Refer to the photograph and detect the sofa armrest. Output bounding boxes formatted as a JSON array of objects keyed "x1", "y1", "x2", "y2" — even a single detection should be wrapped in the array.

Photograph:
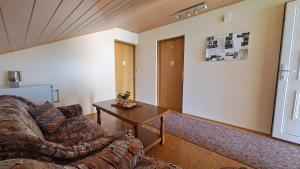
[{"x1": 57, "y1": 104, "x2": 83, "y2": 118}]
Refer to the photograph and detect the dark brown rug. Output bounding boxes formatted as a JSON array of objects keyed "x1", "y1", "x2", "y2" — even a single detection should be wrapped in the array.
[{"x1": 147, "y1": 113, "x2": 300, "y2": 169}]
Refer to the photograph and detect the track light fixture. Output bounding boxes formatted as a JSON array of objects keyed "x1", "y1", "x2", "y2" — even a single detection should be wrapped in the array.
[{"x1": 176, "y1": 2, "x2": 208, "y2": 20}]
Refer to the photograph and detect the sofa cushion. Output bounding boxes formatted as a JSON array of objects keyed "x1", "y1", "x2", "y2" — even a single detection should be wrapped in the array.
[
  {"x1": 71, "y1": 131, "x2": 144, "y2": 169},
  {"x1": 28, "y1": 102, "x2": 65, "y2": 134},
  {"x1": 0, "y1": 97, "x2": 44, "y2": 138},
  {"x1": 0, "y1": 130, "x2": 119, "y2": 161},
  {"x1": 0, "y1": 95, "x2": 37, "y2": 109},
  {"x1": 57, "y1": 104, "x2": 83, "y2": 118},
  {"x1": 44, "y1": 115, "x2": 113, "y2": 146}
]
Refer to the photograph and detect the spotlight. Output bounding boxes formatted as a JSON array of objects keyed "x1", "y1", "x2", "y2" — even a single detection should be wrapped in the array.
[
  {"x1": 202, "y1": 3, "x2": 208, "y2": 10},
  {"x1": 194, "y1": 9, "x2": 198, "y2": 15}
]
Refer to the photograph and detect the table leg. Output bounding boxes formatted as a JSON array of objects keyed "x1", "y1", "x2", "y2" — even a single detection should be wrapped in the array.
[
  {"x1": 96, "y1": 108, "x2": 101, "y2": 125},
  {"x1": 160, "y1": 116, "x2": 165, "y2": 144},
  {"x1": 133, "y1": 124, "x2": 139, "y2": 138}
]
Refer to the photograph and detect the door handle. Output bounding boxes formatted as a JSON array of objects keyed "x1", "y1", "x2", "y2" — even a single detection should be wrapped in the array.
[
  {"x1": 280, "y1": 64, "x2": 296, "y2": 81},
  {"x1": 281, "y1": 69, "x2": 297, "y2": 72}
]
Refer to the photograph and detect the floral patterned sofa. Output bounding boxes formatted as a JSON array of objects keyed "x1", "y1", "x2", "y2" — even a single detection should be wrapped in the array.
[{"x1": 0, "y1": 95, "x2": 180, "y2": 169}]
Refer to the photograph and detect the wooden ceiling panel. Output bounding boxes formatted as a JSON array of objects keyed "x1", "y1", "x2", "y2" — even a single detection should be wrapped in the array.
[
  {"x1": 0, "y1": 0, "x2": 243, "y2": 55},
  {"x1": 24, "y1": 0, "x2": 62, "y2": 47},
  {"x1": 0, "y1": 0, "x2": 35, "y2": 50},
  {"x1": 57, "y1": 0, "x2": 114, "y2": 39},
  {"x1": 68, "y1": 0, "x2": 141, "y2": 37},
  {"x1": 96, "y1": 0, "x2": 240, "y2": 33},
  {"x1": 37, "y1": 0, "x2": 83, "y2": 44},
  {"x1": 48, "y1": 0, "x2": 99, "y2": 42},
  {"x1": 72, "y1": 0, "x2": 147, "y2": 37}
]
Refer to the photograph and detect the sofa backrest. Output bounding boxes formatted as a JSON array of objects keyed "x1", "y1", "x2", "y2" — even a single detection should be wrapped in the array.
[{"x1": 0, "y1": 96, "x2": 44, "y2": 139}]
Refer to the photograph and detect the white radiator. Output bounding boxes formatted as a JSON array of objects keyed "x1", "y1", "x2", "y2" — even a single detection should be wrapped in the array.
[{"x1": 0, "y1": 84, "x2": 59, "y2": 104}]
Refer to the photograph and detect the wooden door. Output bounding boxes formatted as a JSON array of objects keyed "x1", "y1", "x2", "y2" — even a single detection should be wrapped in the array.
[
  {"x1": 115, "y1": 41, "x2": 135, "y2": 100},
  {"x1": 158, "y1": 36, "x2": 184, "y2": 112}
]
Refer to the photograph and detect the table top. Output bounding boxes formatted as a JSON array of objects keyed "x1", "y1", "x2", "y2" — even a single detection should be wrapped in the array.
[{"x1": 93, "y1": 99, "x2": 168, "y2": 125}]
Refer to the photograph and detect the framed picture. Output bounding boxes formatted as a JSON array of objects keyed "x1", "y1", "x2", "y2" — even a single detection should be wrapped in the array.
[{"x1": 205, "y1": 32, "x2": 250, "y2": 62}]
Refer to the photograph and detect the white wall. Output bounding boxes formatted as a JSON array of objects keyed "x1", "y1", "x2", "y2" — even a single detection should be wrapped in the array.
[
  {"x1": 0, "y1": 28, "x2": 138, "y2": 114},
  {"x1": 135, "y1": 0, "x2": 287, "y2": 134}
]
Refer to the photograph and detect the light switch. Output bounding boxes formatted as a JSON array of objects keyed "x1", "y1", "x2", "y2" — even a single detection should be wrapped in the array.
[
  {"x1": 122, "y1": 60, "x2": 127, "y2": 66},
  {"x1": 223, "y1": 13, "x2": 232, "y2": 23},
  {"x1": 170, "y1": 60, "x2": 175, "y2": 66}
]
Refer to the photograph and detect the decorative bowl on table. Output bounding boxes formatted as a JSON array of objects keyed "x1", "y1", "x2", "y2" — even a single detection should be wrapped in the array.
[
  {"x1": 113, "y1": 99, "x2": 137, "y2": 109},
  {"x1": 123, "y1": 101, "x2": 136, "y2": 108}
]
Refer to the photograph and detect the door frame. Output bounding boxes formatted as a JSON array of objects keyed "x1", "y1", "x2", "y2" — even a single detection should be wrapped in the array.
[
  {"x1": 114, "y1": 40, "x2": 136, "y2": 100},
  {"x1": 157, "y1": 35, "x2": 185, "y2": 111}
]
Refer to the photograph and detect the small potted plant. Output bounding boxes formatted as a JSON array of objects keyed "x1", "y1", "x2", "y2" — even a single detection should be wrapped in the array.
[{"x1": 117, "y1": 91, "x2": 131, "y2": 105}]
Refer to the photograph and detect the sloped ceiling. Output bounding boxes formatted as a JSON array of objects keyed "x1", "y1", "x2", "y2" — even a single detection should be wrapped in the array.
[{"x1": 0, "y1": 0, "x2": 242, "y2": 55}]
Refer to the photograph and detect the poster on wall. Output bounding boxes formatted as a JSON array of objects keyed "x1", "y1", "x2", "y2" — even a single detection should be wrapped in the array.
[{"x1": 205, "y1": 32, "x2": 250, "y2": 62}]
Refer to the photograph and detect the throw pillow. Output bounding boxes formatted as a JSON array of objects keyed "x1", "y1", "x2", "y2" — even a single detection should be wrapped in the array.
[{"x1": 28, "y1": 101, "x2": 65, "y2": 133}]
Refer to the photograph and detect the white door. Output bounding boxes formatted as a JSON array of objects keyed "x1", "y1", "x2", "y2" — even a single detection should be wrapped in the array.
[{"x1": 273, "y1": 0, "x2": 300, "y2": 144}]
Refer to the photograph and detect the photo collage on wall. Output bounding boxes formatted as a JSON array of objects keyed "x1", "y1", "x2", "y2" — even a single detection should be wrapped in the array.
[{"x1": 205, "y1": 32, "x2": 250, "y2": 62}]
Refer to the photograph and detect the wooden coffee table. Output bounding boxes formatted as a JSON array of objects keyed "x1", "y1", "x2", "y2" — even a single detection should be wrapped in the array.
[{"x1": 93, "y1": 99, "x2": 167, "y2": 151}]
